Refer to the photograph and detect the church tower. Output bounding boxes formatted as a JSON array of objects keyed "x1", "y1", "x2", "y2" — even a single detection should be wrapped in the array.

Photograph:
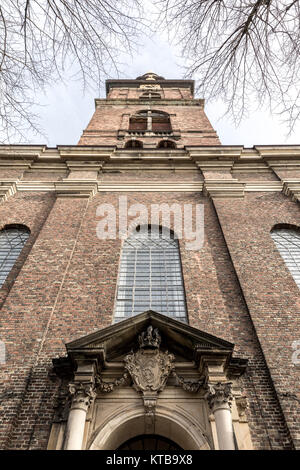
[
  {"x1": 78, "y1": 71, "x2": 220, "y2": 147},
  {"x1": 0, "y1": 73, "x2": 299, "y2": 451}
]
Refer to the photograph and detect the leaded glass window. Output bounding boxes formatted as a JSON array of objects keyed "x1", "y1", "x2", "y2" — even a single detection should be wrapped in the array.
[
  {"x1": 271, "y1": 226, "x2": 300, "y2": 288},
  {"x1": 114, "y1": 226, "x2": 188, "y2": 323},
  {"x1": 0, "y1": 225, "x2": 30, "y2": 288}
]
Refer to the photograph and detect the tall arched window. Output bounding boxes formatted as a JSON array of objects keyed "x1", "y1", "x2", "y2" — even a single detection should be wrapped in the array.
[
  {"x1": 114, "y1": 226, "x2": 188, "y2": 323},
  {"x1": 271, "y1": 225, "x2": 300, "y2": 288},
  {"x1": 0, "y1": 224, "x2": 30, "y2": 288}
]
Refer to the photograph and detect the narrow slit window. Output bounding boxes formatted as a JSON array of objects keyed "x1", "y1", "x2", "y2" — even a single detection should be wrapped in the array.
[{"x1": 114, "y1": 226, "x2": 188, "y2": 323}]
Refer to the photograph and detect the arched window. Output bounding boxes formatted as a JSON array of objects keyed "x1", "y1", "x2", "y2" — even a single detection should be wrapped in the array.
[
  {"x1": 114, "y1": 226, "x2": 188, "y2": 323},
  {"x1": 271, "y1": 224, "x2": 300, "y2": 288},
  {"x1": 157, "y1": 140, "x2": 176, "y2": 149},
  {"x1": 124, "y1": 139, "x2": 143, "y2": 149},
  {"x1": 129, "y1": 110, "x2": 172, "y2": 133},
  {"x1": 0, "y1": 224, "x2": 30, "y2": 288},
  {"x1": 151, "y1": 111, "x2": 171, "y2": 132}
]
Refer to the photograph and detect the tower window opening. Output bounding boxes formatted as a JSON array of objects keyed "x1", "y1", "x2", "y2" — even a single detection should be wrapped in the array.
[
  {"x1": 129, "y1": 110, "x2": 172, "y2": 133},
  {"x1": 125, "y1": 140, "x2": 143, "y2": 149},
  {"x1": 157, "y1": 140, "x2": 176, "y2": 149}
]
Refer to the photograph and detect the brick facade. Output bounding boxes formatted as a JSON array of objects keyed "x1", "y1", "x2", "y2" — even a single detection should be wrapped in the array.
[{"x1": 0, "y1": 73, "x2": 299, "y2": 450}]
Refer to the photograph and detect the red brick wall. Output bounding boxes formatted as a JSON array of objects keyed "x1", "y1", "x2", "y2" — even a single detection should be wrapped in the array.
[
  {"x1": 213, "y1": 191, "x2": 300, "y2": 449},
  {"x1": 0, "y1": 188, "x2": 295, "y2": 449}
]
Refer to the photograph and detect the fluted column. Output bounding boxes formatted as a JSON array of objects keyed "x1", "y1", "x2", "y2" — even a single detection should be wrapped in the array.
[
  {"x1": 64, "y1": 383, "x2": 96, "y2": 450},
  {"x1": 207, "y1": 382, "x2": 235, "y2": 450}
]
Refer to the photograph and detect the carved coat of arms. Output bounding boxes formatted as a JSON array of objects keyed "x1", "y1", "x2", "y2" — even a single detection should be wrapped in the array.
[{"x1": 124, "y1": 326, "x2": 175, "y2": 394}]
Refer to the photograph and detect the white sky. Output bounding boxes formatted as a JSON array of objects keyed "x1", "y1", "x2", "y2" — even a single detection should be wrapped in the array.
[{"x1": 27, "y1": 33, "x2": 300, "y2": 148}]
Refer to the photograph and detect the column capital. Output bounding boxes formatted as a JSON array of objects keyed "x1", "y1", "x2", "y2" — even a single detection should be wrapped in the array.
[
  {"x1": 206, "y1": 382, "x2": 233, "y2": 412},
  {"x1": 68, "y1": 382, "x2": 96, "y2": 412}
]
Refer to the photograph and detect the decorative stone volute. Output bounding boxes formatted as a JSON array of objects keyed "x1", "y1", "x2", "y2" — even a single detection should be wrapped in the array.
[
  {"x1": 68, "y1": 382, "x2": 96, "y2": 412},
  {"x1": 206, "y1": 382, "x2": 233, "y2": 412}
]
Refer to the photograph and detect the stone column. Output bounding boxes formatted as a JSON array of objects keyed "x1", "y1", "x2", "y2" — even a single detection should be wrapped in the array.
[
  {"x1": 64, "y1": 383, "x2": 96, "y2": 450},
  {"x1": 207, "y1": 382, "x2": 235, "y2": 450}
]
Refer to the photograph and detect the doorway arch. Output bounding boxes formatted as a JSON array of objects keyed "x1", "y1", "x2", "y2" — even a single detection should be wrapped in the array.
[
  {"x1": 88, "y1": 405, "x2": 211, "y2": 450},
  {"x1": 117, "y1": 434, "x2": 182, "y2": 450}
]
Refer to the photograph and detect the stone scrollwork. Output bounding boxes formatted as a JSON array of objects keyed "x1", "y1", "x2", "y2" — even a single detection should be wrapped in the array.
[{"x1": 206, "y1": 382, "x2": 233, "y2": 411}]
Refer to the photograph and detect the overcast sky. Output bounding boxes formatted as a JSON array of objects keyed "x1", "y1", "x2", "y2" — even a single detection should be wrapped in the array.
[{"x1": 21, "y1": 32, "x2": 300, "y2": 148}]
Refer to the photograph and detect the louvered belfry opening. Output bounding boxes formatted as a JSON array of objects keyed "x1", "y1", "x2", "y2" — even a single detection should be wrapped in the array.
[{"x1": 129, "y1": 110, "x2": 172, "y2": 133}]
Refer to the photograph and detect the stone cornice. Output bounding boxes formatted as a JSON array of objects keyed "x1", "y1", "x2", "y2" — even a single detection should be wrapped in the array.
[
  {"x1": 255, "y1": 146, "x2": 300, "y2": 160},
  {"x1": 0, "y1": 179, "x2": 286, "y2": 201},
  {"x1": 204, "y1": 180, "x2": 245, "y2": 198},
  {"x1": 97, "y1": 181, "x2": 204, "y2": 192},
  {"x1": 282, "y1": 180, "x2": 300, "y2": 201},
  {"x1": 0, "y1": 145, "x2": 300, "y2": 200},
  {"x1": 105, "y1": 78, "x2": 195, "y2": 95},
  {"x1": 0, "y1": 181, "x2": 17, "y2": 202},
  {"x1": 95, "y1": 98, "x2": 204, "y2": 107},
  {"x1": 0, "y1": 145, "x2": 300, "y2": 166}
]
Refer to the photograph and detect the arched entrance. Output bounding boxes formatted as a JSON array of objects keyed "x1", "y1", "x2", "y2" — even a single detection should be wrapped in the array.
[
  {"x1": 88, "y1": 406, "x2": 211, "y2": 450},
  {"x1": 117, "y1": 434, "x2": 182, "y2": 450}
]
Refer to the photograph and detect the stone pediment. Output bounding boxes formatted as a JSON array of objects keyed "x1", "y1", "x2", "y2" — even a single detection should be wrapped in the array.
[{"x1": 65, "y1": 310, "x2": 234, "y2": 365}]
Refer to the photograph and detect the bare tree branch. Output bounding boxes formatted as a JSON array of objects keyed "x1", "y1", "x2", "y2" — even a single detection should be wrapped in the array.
[
  {"x1": 0, "y1": 0, "x2": 146, "y2": 142},
  {"x1": 157, "y1": 0, "x2": 300, "y2": 133}
]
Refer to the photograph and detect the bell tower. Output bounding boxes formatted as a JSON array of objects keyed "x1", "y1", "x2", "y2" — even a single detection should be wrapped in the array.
[{"x1": 78, "y1": 72, "x2": 220, "y2": 148}]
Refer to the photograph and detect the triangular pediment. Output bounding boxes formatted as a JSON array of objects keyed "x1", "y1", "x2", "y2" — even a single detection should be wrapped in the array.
[{"x1": 65, "y1": 310, "x2": 234, "y2": 363}]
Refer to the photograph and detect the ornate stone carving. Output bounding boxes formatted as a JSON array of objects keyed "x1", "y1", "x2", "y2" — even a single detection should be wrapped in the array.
[
  {"x1": 123, "y1": 326, "x2": 175, "y2": 415},
  {"x1": 143, "y1": 392, "x2": 157, "y2": 416},
  {"x1": 138, "y1": 325, "x2": 161, "y2": 349},
  {"x1": 96, "y1": 372, "x2": 131, "y2": 393},
  {"x1": 124, "y1": 348, "x2": 175, "y2": 393},
  {"x1": 172, "y1": 371, "x2": 204, "y2": 393},
  {"x1": 236, "y1": 396, "x2": 248, "y2": 420},
  {"x1": 206, "y1": 382, "x2": 233, "y2": 411},
  {"x1": 68, "y1": 382, "x2": 96, "y2": 411},
  {"x1": 53, "y1": 391, "x2": 70, "y2": 422},
  {"x1": 124, "y1": 326, "x2": 175, "y2": 394}
]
